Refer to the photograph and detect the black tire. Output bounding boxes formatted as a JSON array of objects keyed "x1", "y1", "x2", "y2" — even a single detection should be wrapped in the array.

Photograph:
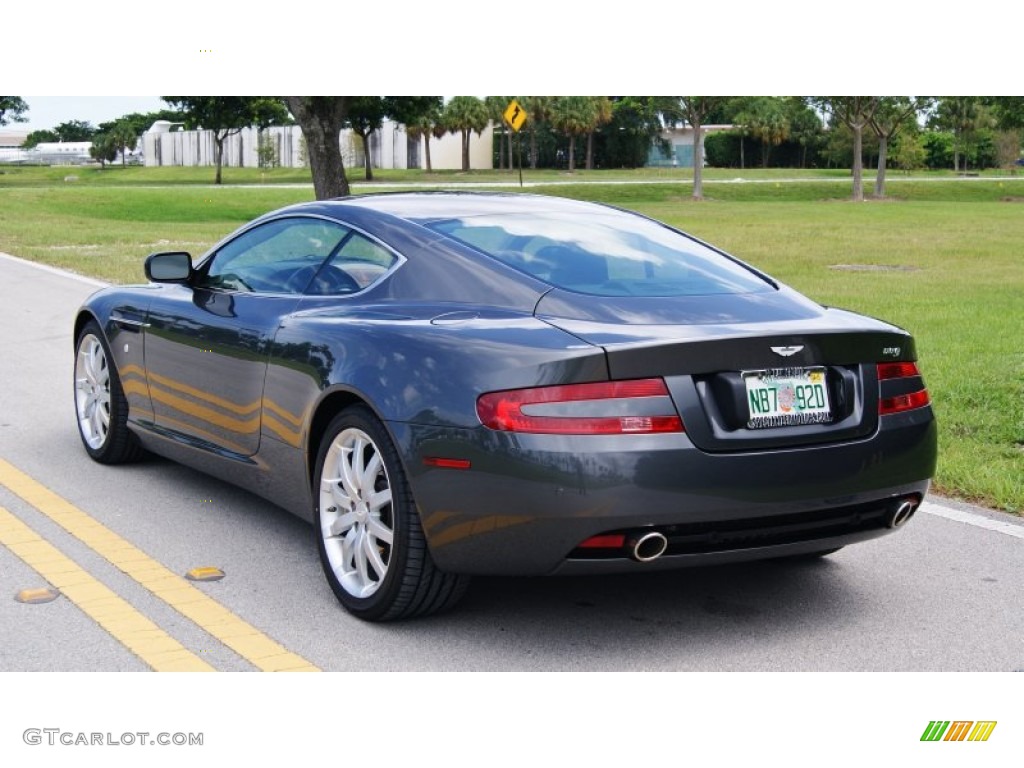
[
  {"x1": 73, "y1": 320, "x2": 145, "y2": 464},
  {"x1": 313, "y1": 405, "x2": 469, "y2": 621}
]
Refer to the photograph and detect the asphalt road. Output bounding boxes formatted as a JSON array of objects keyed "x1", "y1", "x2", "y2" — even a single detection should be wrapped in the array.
[{"x1": 1, "y1": 251, "x2": 1022, "y2": 673}]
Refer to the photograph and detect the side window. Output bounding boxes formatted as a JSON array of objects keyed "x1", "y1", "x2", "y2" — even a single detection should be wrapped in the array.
[
  {"x1": 307, "y1": 232, "x2": 399, "y2": 296},
  {"x1": 196, "y1": 218, "x2": 350, "y2": 294}
]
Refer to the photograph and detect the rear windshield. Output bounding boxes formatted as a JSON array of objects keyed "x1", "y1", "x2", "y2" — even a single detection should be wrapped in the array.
[{"x1": 423, "y1": 211, "x2": 773, "y2": 297}]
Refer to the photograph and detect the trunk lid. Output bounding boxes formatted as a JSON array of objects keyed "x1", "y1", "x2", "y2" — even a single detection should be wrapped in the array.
[{"x1": 536, "y1": 289, "x2": 916, "y2": 452}]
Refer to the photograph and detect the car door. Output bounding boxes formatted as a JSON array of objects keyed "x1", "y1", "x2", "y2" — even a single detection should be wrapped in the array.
[{"x1": 143, "y1": 216, "x2": 351, "y2": 457}]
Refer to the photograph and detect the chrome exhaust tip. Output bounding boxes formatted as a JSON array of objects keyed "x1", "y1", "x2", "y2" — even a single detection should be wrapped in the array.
[
  {"x1": 627, "y1": 531, "x2": 668, "y2": 562},
  {"x1": 887, "y1": 499, "x2": 918, "y2": 529}
]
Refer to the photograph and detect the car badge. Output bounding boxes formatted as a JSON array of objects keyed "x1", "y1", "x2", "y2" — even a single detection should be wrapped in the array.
[{"x1": 771, "y1": 345, "x2": 804, "y2": 357}]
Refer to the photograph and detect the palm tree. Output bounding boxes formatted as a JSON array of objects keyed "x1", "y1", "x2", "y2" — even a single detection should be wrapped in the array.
[
  {"x1": 485, "y1": 96, "x2": 514, "y2": 170},
  {"x1": 549, "y1": 96, "x2": 598, "y2": 172},
  {"x1": 442, "y1": 97, "x2": 489, "y2": 171},
  {"x1": 405, "y1": 102, "x2": 443, "y2": 173},
  {"x1": 522, "y1": 96, "x2": 553, "y2": 169},
  {"x1": 735, "y1": 97, "x2": 790, "y2": 168},
  {"x1": 585, "y1": 97, "x2": 614, "y2": 170}
]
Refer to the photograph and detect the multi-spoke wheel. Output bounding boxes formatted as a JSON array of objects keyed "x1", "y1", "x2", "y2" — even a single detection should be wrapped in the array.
[
  {"x1": 74, "y1": 321, "x2": 143, "y2": 464},
  {"x1": 314, "y1": 406, "x2": 469, "y2": 621}
]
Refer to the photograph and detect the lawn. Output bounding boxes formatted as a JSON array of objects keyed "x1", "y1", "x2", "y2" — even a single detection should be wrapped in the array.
[{"x1": 1, "y1": 167, "x2": 1021, "y2": 512}]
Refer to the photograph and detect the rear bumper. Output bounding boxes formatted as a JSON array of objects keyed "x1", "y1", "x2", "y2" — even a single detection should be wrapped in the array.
[{"x1": 391, "y1": 406, "x2": 937, "y2": 575}]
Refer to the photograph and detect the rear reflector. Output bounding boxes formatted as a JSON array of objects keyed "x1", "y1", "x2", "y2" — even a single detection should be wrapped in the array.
[
  {"x1": 476, "y1": 378, "x2": 684, "y2": 435},
  {"x1": 879, "y1": 390, "x2": 931, "y2": 415},
  {"x1": 423, "y1": 457, "x2": 472, "y2": 470},
  {"x1": 578, "y1": 534, "x2": 626, "y2": 549}
]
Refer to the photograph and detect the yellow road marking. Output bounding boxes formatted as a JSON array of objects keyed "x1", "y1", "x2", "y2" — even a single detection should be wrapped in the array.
[
  {"x1": 0, "y1": 504, "x2": 214, "y2": 672},
  {"x1": 0, "y1": 459, "x2": 319, "y2": 672}
]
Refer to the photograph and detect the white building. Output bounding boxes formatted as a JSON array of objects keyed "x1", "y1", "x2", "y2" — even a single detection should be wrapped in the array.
[
  {"x1": 142, "y1": 120, "x2": 494, "y2": 171},
  {"x1": 648, "y1": 124, "x2": 734, "y2": 167}
]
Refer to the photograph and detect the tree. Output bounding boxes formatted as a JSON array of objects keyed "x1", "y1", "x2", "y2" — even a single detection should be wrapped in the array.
[
  {"x1": 985, "y1": 97, "x2": 1024, "y2": 171},
  {"x1": 784, "y1": 97, "x2": 824, "y2": 168},
  {"x1": 667, "y1": 97, "x2": 730, "y2": 199},
  {"x1": 868, "y1": 97, "x2": 932, "y2": 197},
  {"x1": 346, "y1": 97, "x2": 388, "y2": 181},
  {"x1": 339, "y1": 97, "x2": 444, "y2": 180},
  {"x1": 383, "y1": 96, "x2": 443, "y2": 173},
  {"x1": 404, "y1": 102, "x2": 444, "y2": 173},
  {"x1": 89, "y1": 133, "x2": 118, "y2": 168},
  {"x1": 0, "y1": 96, "x2": 28, "y2": 126},
  {"x1": 812, "y1": 97, "x2": 881, "y2": 201},
  {"x1": 522, "y1": 96, "x2": 553, "y2": 169},
  {"x1": 52, "y1": 120, "x2": 97, "y2": 142},
  {"x1": 599, "y1": 97, "x2": 665, "y2": 168},
  {"x1": 891, "y1": 131, "x2": 926, "y2": 174},
  {"x1": 283, "y1": 97, "x2": 351, "y2": 199},
  {"x1": 742, "y1": 97, "x2": 790, "y2": 168},
  {"x1": 929, "y1": 97, "x2": 988, "y2": 172},
  {"x1": 585, "y1": 97, "x2": 613, "y2": 170},
  {"x1": 23, "y1": 129, "x2": 58, "y2": 148},
  {"x1": 100, "y1": 109, "x2": 186, "y2": 139},
  {"x1": 549, "y1": 96, "x2": 599, "y2": 172},
  {"x1": 442, "y1": 97, "x2": 489, "y2": 171},
  {"x1": 485, "y1": 96, "x2": 513, "y2": 170},
  {"x1": 163, "y1": 97, "x2": 288, "y2": 184}
]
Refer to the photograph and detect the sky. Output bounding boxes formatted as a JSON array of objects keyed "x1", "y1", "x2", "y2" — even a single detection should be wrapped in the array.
[{"x1": 17, "y1": 96, "x2": 170, "y2": 132}]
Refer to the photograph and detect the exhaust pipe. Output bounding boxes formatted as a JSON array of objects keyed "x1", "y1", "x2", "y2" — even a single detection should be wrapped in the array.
[
  {"x1": 627, "y1": 530, "x2": 668, "y2": 562},
  {"x1": 886, "y1": 498, "x2": 918, "y2": 529}
]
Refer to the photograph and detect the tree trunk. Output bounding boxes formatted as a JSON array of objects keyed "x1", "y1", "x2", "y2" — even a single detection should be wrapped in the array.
[
  {"x1": 214, "y1": 133, "x2": 224, "y2": 185},
  {"x1": 739, "y1": 135, "x2": 745, "y2": 169},
  {"x1": 507, "y1": 131, "x2": 513, "y2": 170},
  {"x1": 586, "y1": 131, "x2": 594, "y2": 170},
  {"x1": 424, "y1": 134, "x2": 432, "y2": 172},
  {"x1": 529, "y1": 128, "x2": 538, "y2": 169},
  {"x1": 874, "y1": 135, "x2": 889, "y2": 198},
  {"x1": 497, "y1": 125, "x2": 505, "y2": 170},
  {"x1": 692, "y1": 119, "x2": 704, "y2": 200},
  {"x1": 360, "y1": 131, "x2": 374, "y2": 181},
  {"x1": 851, "y1": 123, "x2": 864, "y2": 201},
  {"x1": 568, "y1": 135, "x2": 576, "y2": 172},
  {"x1": 283, "y1": 97, "x2": 351, "y2": 200},
  {"x1": 461, "y1": 129, "x2": 470, "y2": 171}
]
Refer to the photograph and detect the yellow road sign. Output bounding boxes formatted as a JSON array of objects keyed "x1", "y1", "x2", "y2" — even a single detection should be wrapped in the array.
[{"x1": 503, "y1": 100, "x2": 528, "y2": 132}]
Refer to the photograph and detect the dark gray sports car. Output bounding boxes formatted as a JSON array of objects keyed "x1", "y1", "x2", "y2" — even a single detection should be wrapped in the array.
[{"x1": 74, "y1": 192, "x2": 937, "y2": 620}]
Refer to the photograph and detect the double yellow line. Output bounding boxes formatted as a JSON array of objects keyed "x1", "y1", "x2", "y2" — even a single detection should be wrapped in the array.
[{"x1": 0, "y1": 458, "x2": 319, "y2": 672}]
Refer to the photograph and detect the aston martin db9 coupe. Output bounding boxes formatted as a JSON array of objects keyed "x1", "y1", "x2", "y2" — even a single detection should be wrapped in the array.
[{"x1": 74, "y1": 192, "x2": 937, "y2": 620}]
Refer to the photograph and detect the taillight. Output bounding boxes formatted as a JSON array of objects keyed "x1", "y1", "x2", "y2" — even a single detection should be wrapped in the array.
[
  {"x1": 476, "y1": 378, "x2": 684, "y2": 435},
  {"x1": 877, "y1": 362, "x2": 920, "y2": 381},
  {"x1": 877, "y1": 362, "x2": 930, "y2": 415}
]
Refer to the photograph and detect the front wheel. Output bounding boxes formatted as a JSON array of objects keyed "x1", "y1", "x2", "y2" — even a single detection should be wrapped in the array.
[
  {"x1": 314, "y1": 406, "x2": 469, "y2": 621},
  {"x1": 74, "y1": 321, "x2": 144, "y2": 464}
]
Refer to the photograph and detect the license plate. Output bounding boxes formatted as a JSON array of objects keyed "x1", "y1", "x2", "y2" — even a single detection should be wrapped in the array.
[{"x1": 743, "y1": 367, "x2": 831, "y2": 428}]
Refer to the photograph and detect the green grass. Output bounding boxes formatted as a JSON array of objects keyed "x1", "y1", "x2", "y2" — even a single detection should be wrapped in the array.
[{"x1": 0, "y1": 168, "x2": 1020, "y2": 512}]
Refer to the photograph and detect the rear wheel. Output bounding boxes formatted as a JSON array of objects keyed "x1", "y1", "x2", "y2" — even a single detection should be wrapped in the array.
[
  {"x1": 314, "y1": 406, "x2": 469, "y2": 621},
  {"x1": 74, "y1": 321, "x2": 144, "y2": 464}
]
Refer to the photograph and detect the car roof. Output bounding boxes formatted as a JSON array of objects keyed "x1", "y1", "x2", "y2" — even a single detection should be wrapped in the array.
[{"x1": 280, "y1": 191, "x2": 620, "y2": 222}]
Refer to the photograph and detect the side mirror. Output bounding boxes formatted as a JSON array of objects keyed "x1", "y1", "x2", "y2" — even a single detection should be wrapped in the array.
[{"x1": 145, "y1": 251, "x2": 192, "y2": 283}]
